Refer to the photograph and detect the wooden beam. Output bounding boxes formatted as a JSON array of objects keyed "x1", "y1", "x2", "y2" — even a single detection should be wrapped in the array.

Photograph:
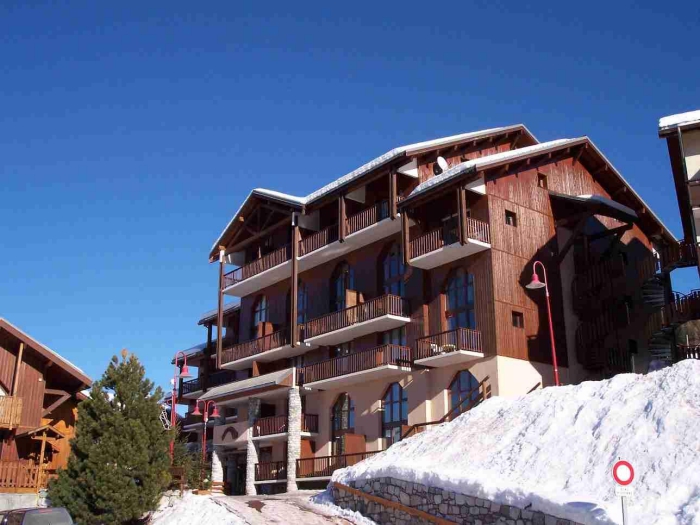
[
  {"x1": 401, "y1": 211, "x2": 411, "y2": 266},
  {"x1": 36, "y1": 431, "x2": 47, "y2": 492},
  {"x1": 338, "y1": 195, "x2": 347, "y2": 243},
  {"x1": 44, "y1": 389, "x2": 69, "y2": 396},
  {"x1": 553, "y1": 213, "x2": 594, "y2": 264},
  {"x1": 42, "y1": 392, "x2": 71, "y2": 417},
  {"x1": 216, "y1": 247, "x2": 225, "y2": 371},
  {"x1": 290, "y1": 221, "x2": 300, "y2": 347},
  {"x1": 573, "y1": 144, "x2": 587, "y2": 165},
  {"x1": 12, "y1": 342, "x2": 24, "y2": 396},
  {"x1": 588, "y1": 224, "x2": 632, "y2": 242},
  {"x1": 226, "y1": 217, "x2": 289, "y2": 254},
  {"x1": 389, "y1": 170, "x2": 397, "y2": 220},
  {"x1": 457, "y1": 187, "x2": 466, "y2": 245}
]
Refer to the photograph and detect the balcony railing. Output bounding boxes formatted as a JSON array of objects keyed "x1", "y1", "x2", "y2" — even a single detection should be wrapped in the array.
[
  {"x1": 298, "y1": 344, "x2": 411, "y2": 385},
  {"x1": 659, "y1": 240, "x2": 698, "y2": 272},
  {"x1": 302, "y1": 413, "x2": 319, "y2": 433},
  {"x1": 253, "y1": 415, "x2": 287, "y2": 437},
  {"x1": 676, "y1": 344, "x2": 700, "y2": 361},
  {"x1": 572, "y1": 256, "x2": 626, "y2": 299},
  {"x1": 254, "y1": 461, "x2": 287, "y2": 481},
  {"x1": 180, "y1": 370, "x2": 235, "y2": 396},
  {"x1": 0, "y1": 460, "x2": 41, "y2": 491},
  {"x1": 223, "y1": 244, "x2": 291, "y2": 288},
  {"x1": 304, "y1": 294, "x2": 409, "y2": 340},
  {"x1": 414, "y1": 327, "x2": 483, "y2": 360},
  {"x1": 346, "y1": 200, "x2": 389, "y2": 236},
  {"x1": 409, "y1": 217, "x2": 490, "y2": 259},
  {"x1": 665, "y1": 291, "x2": 700, "y2": 326},
  {"x1": 299, "y1": 224, "x2": 339, "y2": 257},
  {"x1": 0, "y1": 397, "x2": 22, "y2": 430},
  {"x1": 296, "y1": 451, "x2": 381, "y2": 479},
  {"x1": 221, "y1": 328, "x2": 290, "y2": 364}
]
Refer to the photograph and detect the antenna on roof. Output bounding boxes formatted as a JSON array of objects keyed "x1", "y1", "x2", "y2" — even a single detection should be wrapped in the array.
[{"x1": 433, "y1": 156, "x2": 449, "y2": 175}]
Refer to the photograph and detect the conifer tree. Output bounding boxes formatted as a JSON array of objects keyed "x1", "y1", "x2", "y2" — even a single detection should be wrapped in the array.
[{"x1": 50, "y1": 351, "x2": 171, "y2": 525}]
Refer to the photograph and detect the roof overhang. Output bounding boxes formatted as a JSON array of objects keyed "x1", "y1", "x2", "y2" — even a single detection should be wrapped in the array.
[
  {"x1": 658, "y1": 110, "x2": 700, "y2": 137},
  {"x1": 198, "y1": 302, "x2": 240, "y2": 326},
  {"x1": 198, "y1": 368, "x2": 294, "y2": 405},
  {"x1": 549, "y1": 192, "x2": 638, "y2": 224}
]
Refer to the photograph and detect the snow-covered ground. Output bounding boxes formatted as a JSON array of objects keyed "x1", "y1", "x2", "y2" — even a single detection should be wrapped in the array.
[
  {"x1": 150, "y1": 492, "x2": 245, "y2": 525},
  {"x1": 332, "y1": 360, "x2": 700, "y2": 525}
]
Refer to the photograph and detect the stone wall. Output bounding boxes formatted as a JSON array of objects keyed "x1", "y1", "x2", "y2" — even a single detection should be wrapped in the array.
[{"x1": 331, "y1": 477, "x2": 583, "y2": 525}]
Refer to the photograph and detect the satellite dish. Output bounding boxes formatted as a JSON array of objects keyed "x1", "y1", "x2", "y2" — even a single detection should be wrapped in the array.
[{"x1": 437, "y1": 156, "x2": 449, "y2": 171}]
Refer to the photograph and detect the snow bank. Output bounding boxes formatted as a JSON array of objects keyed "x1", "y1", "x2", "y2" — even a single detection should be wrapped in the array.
[
  {"x1": 310, "y1": 491, "x2": 378, "y2": 525},
  {"x1": 149, "y1": 492, "x2": 244, "y2": 525},
  {"x1": 332, "y1": 361, "x2": 700, "y2": 525}
]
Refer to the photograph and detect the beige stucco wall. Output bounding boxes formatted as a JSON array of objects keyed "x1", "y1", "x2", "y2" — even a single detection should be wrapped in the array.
[
  {"x1": 682, "y1": 129, "x2": 700, "y2": 183},
  {"x1": 495, "y1": 355, "x2": 569, "y2": 395}
]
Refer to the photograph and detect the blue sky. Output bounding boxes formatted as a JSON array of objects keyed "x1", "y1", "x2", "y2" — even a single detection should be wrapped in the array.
[{"x1": 1, "y1": 1, "x2": 698, "y2": 393}]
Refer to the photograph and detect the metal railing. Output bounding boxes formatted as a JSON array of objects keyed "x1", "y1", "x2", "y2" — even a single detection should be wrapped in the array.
[
  {"x1": 414, "y1": 327, "x2": 483, "y2": 360},
  {"x1": 254, "y1": 461, "x2": 287, "y2": 481},
  {"x1": 253, "y1": 415, "x2": 288, "y2": 437},
  {"x1": 409, "y1": 217, "x2": 490, "y2": 259},
  {"x1": 180, "y1": 370, "x2": 235, "y2": 396},
  {"x1": 221, "y1": 328, "x2": 290, "y2": 364}
]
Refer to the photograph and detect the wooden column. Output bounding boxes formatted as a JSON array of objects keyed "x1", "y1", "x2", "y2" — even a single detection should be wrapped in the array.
[
  {"x1": 36, "y1": 431, "x2": 47, "y2": 492},
  {"x1": 12, "y1": 342, "x2": 24, "y2": 396},
  {"x1": 290, "y1": 219, "x2": 300, "y2": 347},
  {"x1": 389, "y1": 170, "x2": 398, "y2": 220},
  {"x1": 459, "y1": 186, "x2": 468, "y2": 244},
  {"x1": 401, "y1": 210, "x2": 411, "y2": 266},
  {"x1": 338, "y1": 195, "x2": 346, "y2": 243},
  {"x1": 203, "y1": 323, "x2": 213, "y2": 391},
  {"x1": 216, "y1": 247, "x2": 225, "y2": 370},
  {"x1": 457, "y1": 187, "x2": 466, "y2": 245}
]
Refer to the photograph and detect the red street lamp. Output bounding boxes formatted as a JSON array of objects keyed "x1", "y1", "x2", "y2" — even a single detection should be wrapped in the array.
[
  {"x1": 192, "y1": 400, "x2": 220, "y2": 467},
  {"x1": 525, "y1": 261, "x2": 560, "y2": 387},
  {"x1": 170, "y1": 351, "x2": 192, "y2": 460}
]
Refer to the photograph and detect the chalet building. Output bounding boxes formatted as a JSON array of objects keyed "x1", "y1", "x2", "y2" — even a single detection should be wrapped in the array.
[
  {"x1": 176, "y1": 124, "x2": 687, "y2": 496},
  {"x1": 0, "y1": 318, "x2": 91, "y2": 492}
]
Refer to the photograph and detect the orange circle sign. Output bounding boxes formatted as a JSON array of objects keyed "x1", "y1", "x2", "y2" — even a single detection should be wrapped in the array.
[{"x1": 612, "y1": 460, "x2": 635, "y2": 486}]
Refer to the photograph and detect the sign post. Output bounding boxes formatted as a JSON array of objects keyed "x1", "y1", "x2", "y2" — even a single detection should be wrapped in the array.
[{"x1": 612, "y1": 460, "x2": 635, "y2": 525}]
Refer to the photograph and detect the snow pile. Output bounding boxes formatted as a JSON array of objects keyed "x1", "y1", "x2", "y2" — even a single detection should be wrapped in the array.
[
  {"x1": 149, "y1": 492, "x2": 244, "y2": 525},
  {"x1": 659, "y1": 110, "x2": 700, "y2": 131},
  {"x1": 332, "y1": 361, "x2": 700, "y2": 525},
  {"x1": 310, "y1": 491, "x2": 378, "y2": 525}
]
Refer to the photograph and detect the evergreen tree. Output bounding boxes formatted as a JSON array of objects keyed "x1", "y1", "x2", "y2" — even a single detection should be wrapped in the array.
[{"x1": 50, "y1": 351, "x2": 171, "y2": 525}]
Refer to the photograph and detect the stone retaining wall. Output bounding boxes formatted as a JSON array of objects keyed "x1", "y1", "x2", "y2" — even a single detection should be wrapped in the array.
[{"x1": 331, "y1": 477, "x2": 583, "y2": 525}]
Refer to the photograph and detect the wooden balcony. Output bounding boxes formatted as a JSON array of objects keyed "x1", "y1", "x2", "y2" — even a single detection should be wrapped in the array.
[
  {"x1": 180, "y1": 370, "x2": 235, "y2": 398},
  {"x1": 220, "y1": 328, "x2": 307, "y2": 370},
  {"x1": 296, "y1": 451, "x2": 381, "y2": 479},
  {"x1": 303, "y1": 294, "x2": 410, "y2": 346},
  {"x1": 299, "y1": 224, "x2": 339, "y2": 256},
  {"x1": 413, "y1": 328, "x2": 484, "y2": 367},
  {"x1": 346, "y1": 200, "x2": 389, "y2": 236},
  {"x1": 223, "y1": 244, "x2": 292, "y2": 297},
  {"x1": 252, "y1": 413, "x2": 319, "y2": 439},
  {"x1": 659, "y1": 240, "x2": 698, "y2": 272},
  {"x1": 0, "y1": 460, "x2": 42, "y2": 493},
  {"x1": 664, "y1": 291, "x2": 700, "y2": 326},
  {"x1": 408, "y1": 218, "x2": 490, "y2": 270},
  {"x1": 254, "y1": 460, "x2": 287, "y2": 482},
  {"x1": 298, "y1": 344, "x2": 411, "y2": 389},
  {"x1": 0, "y1": 396, "x2": 22, "y2": 430},
  {"x1": 302, "y1": 413, "x2": 319, "y2": 434}
]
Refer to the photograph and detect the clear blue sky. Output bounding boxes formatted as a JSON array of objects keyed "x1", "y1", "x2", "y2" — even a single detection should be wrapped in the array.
[{"x1": 1, "y1": 1, "x2": 699, "y2": 393}]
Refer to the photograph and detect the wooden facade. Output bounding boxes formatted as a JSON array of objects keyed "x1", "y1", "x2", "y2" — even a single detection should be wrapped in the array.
[{"x1": 0, "y1": 319, "x2": 91, "y2": 492}]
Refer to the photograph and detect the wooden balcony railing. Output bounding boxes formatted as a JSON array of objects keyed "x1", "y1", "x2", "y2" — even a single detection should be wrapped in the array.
[
  {"x1": 409, "y1": 218, "x2": 490, "y2": 259},
  {"x1": 676, "y1": 344, "x2": 700, "y2": 361},
  {"x1": 302, "y1": 414, "x2": 319, "y2": 433},
  {"x1": 346, "y1": 200, "x2": 390, "y2": 236},
  {"x1": 253, "y1": 415, "x2": 287, "y2": 437},
  {"x1": 180, "y1": 370, "x2": 235, "y2": 396},
  {"x1": 659, "y1": 240, "x2": 698, "y2": 272},
  {"x1": 414, "y1": 328, "x2": 483, "y2": 360},
  {"x1": 298, "y1": 344, "x2": 411, "y2": 385},
  {"x1": 296, "y1": 451, "x2": 381, "y2": 479},
  {"x1": 572, "y1": 256, "x2": 627, "y2": 299},
  {"x1": 664, "y1": 291, "x2": 700, "y2": 326},
  {"x1": 299, "y1": 224, "x2": 339, "y2": 256},
  {"x1": 0, "y1": 460, "x2": 41, "y2": 492},
  {"x1": 223, "y1": 244, "x2": 291, "y2": 288},
  {"x1": 0, "y1": 396, "x2": 22, "y2": 430},
  {"x1": 304, "y1": 294, "x2": 409, "y2": 340},
  {"x1": 254, "y1": 461, "x2": 287, "y2": 481},
  {"x1": 221, "y1": 328, "x2": 289, "y2": 364}
]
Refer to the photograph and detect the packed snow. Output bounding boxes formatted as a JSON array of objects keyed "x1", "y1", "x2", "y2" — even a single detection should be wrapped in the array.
[
  {"x1": 659, "y1": 110, "x2": 700, "y2": 131},
  {"x1": 149, "y1": 492, "x2": 244, "y2": 525},
  {"x1": 332, "y1": 361, "x2": 700, "y2": 525}
]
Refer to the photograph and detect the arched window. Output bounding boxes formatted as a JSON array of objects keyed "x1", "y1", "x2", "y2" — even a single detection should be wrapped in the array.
[
  {"x1": 331, "y1": 393, "x2": 355, "y2": 454},
  {"x1": 297, "y1": 279, "x2": 308, "y2": 325},
  {"x1": 382, "y1": 383, "x2": 408, "y2": 445},
  {"x1": 251, "y1": 295, "x2": 269, "y2": 338},
  {"x1": 444, "y1": 269, "x2": 475, "y2": 331},
  {"x1": 448, "y1": 370, "x2": 479, "y2": 414},
  {"x1": 330, "y1": 262, "x2": 354, "y2": 312},
  {"x1": 381, "y1": 242, "x2": 405, "y2": 296}
]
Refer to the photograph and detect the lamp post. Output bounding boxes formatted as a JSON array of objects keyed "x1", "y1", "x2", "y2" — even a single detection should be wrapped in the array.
[
  {"x1": 170, "y1": 351, "x2": 192, "y2": 460},
  {"x1": 525, "y1": 260, "x2": 560, "y2": 387},
  {"x1": 192, "y1": 400, "x2": 220, "y2": 467}
]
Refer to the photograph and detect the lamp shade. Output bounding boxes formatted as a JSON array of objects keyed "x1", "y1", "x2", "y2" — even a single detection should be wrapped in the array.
[
  {"x1": 179, "y1": 365, "x2": 192, "y2": 379},
  {"x1": 191, "y1": 404, "x2": 202, "y2": 417},
  {"x1": 211, "y1": 405, "x2": 220, "y2": 419},
  {"x1": 526, "y1": 272, "x2": 546, "y2": 290}
]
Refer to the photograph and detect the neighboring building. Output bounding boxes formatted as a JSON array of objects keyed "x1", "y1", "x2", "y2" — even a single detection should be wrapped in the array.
[
  {"x1": 0, "y1": 318, "x2": 92, "y2": 492},
  {"x1": 177, "y1": 124, "x2": 686, "y2": 496}
]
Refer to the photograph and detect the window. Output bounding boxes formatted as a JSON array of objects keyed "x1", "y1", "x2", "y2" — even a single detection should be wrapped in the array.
[
  {"x1": 537, "y1": 173, "x2": 548, "y2": 189},
  {"x1": 445, "y1": 268, "x2": 476, "y2": 331},
  {"x1": 449, "y1": 370, "x2": 480, "y2": 413},
  {"x1": 331, "y1": 262, "x2": 354, "y2": 312},
  {"x1": 251, "y1": 295, "x2": 269, "y2": 338},
  {"x1": 331, "y1": 393, "x2": 355, "y2": 454},
  {"x1": 382, "y1": 243, "x2": 405, "y2": 296},
  {"x1": 512, "y1": 311, "x2": 524, "y2": 328},
  {"x1": 505, "y1": 210, "x2": 517, "y2": 227},
  {"x1": 382, "y1": 327, "x2": 406, "y2": 346},
  {"x1": 332, "y1": 342, "x2": 352, "y2": 358},
  {"x1": 382, "y1": 383, "x2": 408, "y2": 446},
  {"x1": 297, "y1": 279, "x2": 308, "y2": 324}
]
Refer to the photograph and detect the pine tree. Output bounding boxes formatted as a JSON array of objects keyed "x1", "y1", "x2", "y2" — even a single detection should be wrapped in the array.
[{"x1": 50, "y1": 351, "x2": 171, "y2": 525}]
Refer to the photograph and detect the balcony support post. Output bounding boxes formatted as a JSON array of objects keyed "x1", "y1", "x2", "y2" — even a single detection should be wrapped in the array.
[
  {"x1": 12, "y1": 342, "x2": 24, "y2": 396},
  {"x1": 246, "y1": 397, "x2": 261, "y2": 496},
  {"x1": 338, "y1": 195, "x2": 347, "y2": 243},
  {"x1": 389, "y1": 170, "x2": 397, "y2": 220},
  {"x1": 203, "y1": 323, "x2": 213, "y2": 391},
  {"x1": 290, "y1": 218, "x2": 300, "y2": 347},
  {"x1": 286, "y1": 386, "x2": 302, "y2": 492},
  {"x1": 401, "y1": 210, "x2": 411, "y2": 266},
  {"x1": 457, "y1": 187, "x2": 467, "y2": 245},
  {"x1": 216, "y1": 247, "x2": 226, "y2": 370}
]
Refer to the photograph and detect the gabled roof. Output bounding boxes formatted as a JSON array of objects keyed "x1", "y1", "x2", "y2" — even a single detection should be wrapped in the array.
[
  {"x1": 659, "y1": 109, "x2": 700, "y2": 136},
  {"x1": 210, "y1": 125, "x2": 537, "y2": 257},
  {"x1": 0, "y1": 318, "x2": 91, "y2": 388},
  {"x1": 199, "y1": 368, "x2": 293, "y2": 404}
]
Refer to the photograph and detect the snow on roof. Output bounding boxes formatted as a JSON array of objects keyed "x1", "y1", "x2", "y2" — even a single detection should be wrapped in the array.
[
  {"x1": 199, "y1": 368, "x2": 293, "y2": 402},
  {"x1": 658, "y1": 109, "x2": 700, "y2": 133},
  {"x1": 198, "y1": 302, "x2": 240, "y2": 324},
  {"x1": 577, "y1": 194, "x2": 638, "y2": 220},
  {"x1": 333, "y1": 360, "x2": 700, "y2": 525},
  {"x1": 406, "y1": 138, "x2": 577, "y2": 201}
]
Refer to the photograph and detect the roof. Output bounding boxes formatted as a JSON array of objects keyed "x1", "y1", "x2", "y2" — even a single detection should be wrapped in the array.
[
  {"x1": 170, "y1": 342, "x2": 210, "y2": 364},
  {"x1": 0, "y1": 318, "x2": 92, "y2": 387},
  {"x1": 16, "y1": 424, "x2": 66, "y2": 440},
  {"x1": 549, "y1": 192, "x2": 639, "y2": 224},
  {"x1": 659, "y1": 109, "x2": 700, "y2": 136},
  {"x1": 199, "y1": 368, "x2": 293, "y2": 402},
  {"x1": 210, "y1": 125, "x2": 537, "y2": 255},
  {"x1": 198, "y1": 302, "x2": 240, "y2": 325}
]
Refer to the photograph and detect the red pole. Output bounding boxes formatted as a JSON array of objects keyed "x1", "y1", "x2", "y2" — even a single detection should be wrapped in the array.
[{"x1": 535, "y1": 261, "x2": 560, "y2": 387}]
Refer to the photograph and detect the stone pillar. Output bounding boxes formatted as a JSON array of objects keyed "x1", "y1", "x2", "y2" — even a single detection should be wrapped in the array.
[
  {"x1": 245, "y1": 397, "x2": 261, "y2": 496},
  {"x1": 211, "y1": 446, "x2": 224, "y2": 494},
  {"x1": 286, "y1": 386, "x2": 302, "y2": 492}
]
